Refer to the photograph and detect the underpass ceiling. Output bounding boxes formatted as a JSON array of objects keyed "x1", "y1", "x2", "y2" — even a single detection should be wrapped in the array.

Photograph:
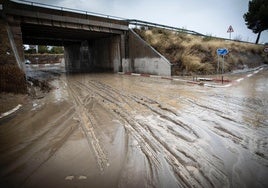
[{"x1": 21, "y1": 23, "x2": 116, "y2": 45}]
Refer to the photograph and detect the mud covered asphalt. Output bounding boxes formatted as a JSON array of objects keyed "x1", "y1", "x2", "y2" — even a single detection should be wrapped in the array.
[{"x1": 0, "y1": 65, "x2": 268, "y2": 188}]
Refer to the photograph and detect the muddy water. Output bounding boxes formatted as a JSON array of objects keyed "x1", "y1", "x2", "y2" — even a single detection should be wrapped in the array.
[{"x1": 0, "y1": 68, "x2": 268, "y2": 188}]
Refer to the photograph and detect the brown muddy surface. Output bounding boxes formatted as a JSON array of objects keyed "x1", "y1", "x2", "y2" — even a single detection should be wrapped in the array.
[
  {"x1": 0, "y1": 93, "x2": 28, "y2": 114},
  {"x1": 0, "y1": 65, "x2": 268, "y2": 188}
]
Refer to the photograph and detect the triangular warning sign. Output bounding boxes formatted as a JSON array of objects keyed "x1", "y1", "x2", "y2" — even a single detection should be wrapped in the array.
[{"x1": 227, "y1": 25, "x2": 234, "y2": 33}]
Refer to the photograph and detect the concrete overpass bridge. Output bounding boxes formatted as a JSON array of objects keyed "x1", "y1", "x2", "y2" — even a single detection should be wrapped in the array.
[
  {"x1": 1, "y1": 0, "x2": 130, "y2": 73},
  {"x1": 0, "y1": 0, "x2": 182, "y2": 76}
]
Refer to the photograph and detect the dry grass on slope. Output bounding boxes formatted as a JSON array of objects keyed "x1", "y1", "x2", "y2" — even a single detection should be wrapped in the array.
[{"x1": 134, "y1": 28, "x2": 267, "y2": 75}]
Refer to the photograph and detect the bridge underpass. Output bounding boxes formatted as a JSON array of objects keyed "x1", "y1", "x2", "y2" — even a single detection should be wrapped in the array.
[
  {"x1": 21, "y1": 23, "x2": 123, "y2": 72},
  {"x1": 1, "y1": 0, "x2": 174, "y2": 76},
  {"x1": 1, "y1": 0, "x2": 128, "y2": 73}
]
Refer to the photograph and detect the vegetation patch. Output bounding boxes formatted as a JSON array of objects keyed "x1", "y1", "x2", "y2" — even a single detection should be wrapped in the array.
[{"x1": 134, "y1": 28, "x2": 268, "y2": 75}]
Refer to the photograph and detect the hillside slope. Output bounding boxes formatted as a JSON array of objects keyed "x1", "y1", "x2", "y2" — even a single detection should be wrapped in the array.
[{"x1": 134, "y1": 28, "x2": 268, "y2": 75}]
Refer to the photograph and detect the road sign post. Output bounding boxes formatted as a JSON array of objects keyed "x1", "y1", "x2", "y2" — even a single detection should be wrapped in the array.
[
  {"x1": 217, "y1": 55, "x2": 220, "y2": 74},
  {"x1": 222, "y1": 55, "x2": 225, "y2": 74},
  {"x1": 227, "y1": 25, "x2": 234, "y2": 40}
]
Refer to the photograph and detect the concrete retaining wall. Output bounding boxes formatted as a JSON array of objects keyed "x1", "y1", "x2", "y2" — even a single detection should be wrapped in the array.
[
  {"x1": 25, "y1": 54, "x2": 64, "y2": 64},
  {"x1": 124, "y1": 29, "x2": 171, "y2": 76},
  {"x1": 133, "y1": 57, "x2": 171, "y2": 75}
]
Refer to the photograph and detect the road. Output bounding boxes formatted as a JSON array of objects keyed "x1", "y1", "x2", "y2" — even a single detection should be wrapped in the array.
[{"x1": 0, "y1": 65, "x2": 268, "y2": 188}]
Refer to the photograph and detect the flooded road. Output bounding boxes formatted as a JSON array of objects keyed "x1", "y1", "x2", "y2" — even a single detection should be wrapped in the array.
[{"x1": 1, "y1": 66, "x2": 268, "y2": 188}]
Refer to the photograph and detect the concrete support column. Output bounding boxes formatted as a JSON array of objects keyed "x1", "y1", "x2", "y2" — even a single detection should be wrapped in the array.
[
  {"x1": 64, "y1": 35, "x2": 122, "y2": 73},
  {"x1": 112, "y1": 36, "x2": 121, "y2": 72},
  {"x1": 64, "y1": 43, "x2": 80, "y2": 73},
  {"x1": 64, "y1": 40, "x2": 93, "y2": 73},
  {"x1": 80, "y1": 40, "x2": 93, "y2": 71},
  {"x1": 120, "y1": 33, "x2": 127, "y2": 72},
  {"x1": 92, "y1": 36, "x2": 121, "y2": 72}
]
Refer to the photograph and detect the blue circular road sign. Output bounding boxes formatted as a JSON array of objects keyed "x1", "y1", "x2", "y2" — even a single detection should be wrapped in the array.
[{"x1": 217, "y1": 48, "x2": 229, "y2": 56}]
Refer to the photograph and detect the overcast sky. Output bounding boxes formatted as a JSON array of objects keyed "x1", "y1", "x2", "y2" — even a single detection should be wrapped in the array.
[{"x1": 24, "y1": 0, "x2": 268, "y2": 43}]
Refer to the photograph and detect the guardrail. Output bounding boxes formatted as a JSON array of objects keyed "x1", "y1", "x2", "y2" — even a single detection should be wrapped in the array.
[
  {"x1": 128, "y1": 19, "x2": 205, "y2": 36},
  {"x1": 128, "y1": 20, "x2": 258, "y2": 44}
]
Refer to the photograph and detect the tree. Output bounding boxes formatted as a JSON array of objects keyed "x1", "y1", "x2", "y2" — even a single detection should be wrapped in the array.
[
  {"x1": 38, "y1": 45, "x2": 49, "y2": 54},
  {"x1": 244, "y1": 0, "x2": 268, "y2": 44},
  {"x1": 50, "y1": 46, "x2": 64, "y2": 54}
]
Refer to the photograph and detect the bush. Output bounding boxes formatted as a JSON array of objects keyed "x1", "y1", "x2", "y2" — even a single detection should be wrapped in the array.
[{"x1": 50, "y1": 46, "x2": 64, "y2": 54}]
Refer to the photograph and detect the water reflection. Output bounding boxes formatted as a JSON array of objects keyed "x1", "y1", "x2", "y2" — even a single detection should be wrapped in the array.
[{"x1": 50, "y1": 75, "x2": 69, "y2": 102}]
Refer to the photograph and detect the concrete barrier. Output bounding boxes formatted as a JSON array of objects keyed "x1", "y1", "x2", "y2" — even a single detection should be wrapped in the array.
[{"x1": 124, "y1": 29, "x2": 172, "y2": 76}]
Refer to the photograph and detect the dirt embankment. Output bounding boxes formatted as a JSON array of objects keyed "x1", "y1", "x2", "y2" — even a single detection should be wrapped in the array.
[
  {"x1": 134, "y1": 28, "x2": 268, "y2": 75},
  {"x1": 1, "y1": 67, "x2": 61, "y2": 116}
]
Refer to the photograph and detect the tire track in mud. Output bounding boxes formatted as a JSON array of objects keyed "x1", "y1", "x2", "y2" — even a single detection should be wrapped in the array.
[
  {"x1": 72, "y1": 80, "x2": 220, "y2": 188},
  {"x1": 178, "y1": 94, "x2": 268, "y2": 162},
  {"x1": 139, "y1": 118, "x2": 216, "y2": 188},
  {"x1": 88, "y1": 80, "x2": 199, "y2": 142},
  {"x1": 180, "y1": 97, "x2": 245, "y2": 139},
  {"x1": 73, "y1": 81, "x2": 162, "y2": 174},
  {"x1": 0, "y1": 107, "x2": 75, "y2": 157},
  {"x1": 1, "y1": 106, "x2": 79, "y2": 187},
  {"x1": 131, "y1": 96, "x2": 200, "y2": 142},
  {"x1": 21, "y1": 120, "x2": 78, "y2": 187},
  {"x1": 67, "y1": 83, "x2": 109, "y2": 172}
]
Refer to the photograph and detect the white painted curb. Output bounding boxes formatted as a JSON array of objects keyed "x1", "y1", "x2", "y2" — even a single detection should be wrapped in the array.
[{"x1": 0, "y1": 104, "x2": 22, "y2": 119}]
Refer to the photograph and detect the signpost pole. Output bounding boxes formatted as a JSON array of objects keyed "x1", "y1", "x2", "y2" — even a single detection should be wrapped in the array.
[
  {"x1": 222, "y1": 55, "x2": 225, "y2": 74},
  {"x1": 217, "y1": 54, "x2": 219, "y2": 75},
  {"x1": 227, "y1": 25, "x2": 234, "y2": 40}
]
